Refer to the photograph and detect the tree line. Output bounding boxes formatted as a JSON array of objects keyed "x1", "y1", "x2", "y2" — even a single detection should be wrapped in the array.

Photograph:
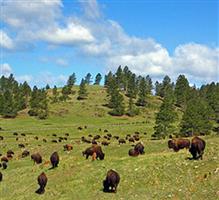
[{"x1": 0, "y1": 67, "x2": 218, "y2": 138}]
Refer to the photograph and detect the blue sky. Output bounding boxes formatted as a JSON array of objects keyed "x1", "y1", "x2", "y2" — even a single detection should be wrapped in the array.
[{"x1": 0, "y1": 0, "x2": 218, "y2": 87}]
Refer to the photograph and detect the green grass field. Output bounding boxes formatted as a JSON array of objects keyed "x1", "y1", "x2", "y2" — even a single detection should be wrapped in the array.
[{"x1": 0, "y1": 86, "x2": 219, "y2": 200}]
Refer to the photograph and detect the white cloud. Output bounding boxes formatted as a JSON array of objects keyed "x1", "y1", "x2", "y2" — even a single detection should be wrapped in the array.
[
  {"x1": 0, "y1": 30, "x2": 14, "y2": 50},
  {"x1": 79, "y1": 0, "x2": 101, "y2": 19},
  {"x1": 0, "y1": 63, "x2": 13, "y2": 76},
  {"x1": 36, "y1": 72, "x2": 67, "y2": 86},
  {"x1": 39, "y1": 22, "x2": 94, "y2": 45}
]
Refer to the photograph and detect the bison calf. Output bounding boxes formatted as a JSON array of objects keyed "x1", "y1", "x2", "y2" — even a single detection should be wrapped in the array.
[
  {"x1": 35, "y1": 172, "x2": 47, "y2": 194},
  {"x1": 103, "y1": 169, "x2": 120, "y2": 193}
]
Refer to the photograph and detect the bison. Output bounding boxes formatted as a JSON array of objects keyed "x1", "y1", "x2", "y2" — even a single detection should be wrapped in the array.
[
  {"x1": 118, "y1": 138, "x2": 126, "y2": 145},
  {"x1": 82, "y1": 145, "x2": 105, "y2": 160},
  {"x1": 35, "y1": 172, "x2": 47, "y2": 194},
  {"x1": 168, "y1": 138, "x2": 190, "y2": 152},
  {"x1": 1, "y1": 157, "x2": 8, "y2": 163},
  {"x1": 189, "y1": 136, "x2": 206, "y2": 160},
  {"x1": 134, "y1": 142, "x2": 145, "y2": 154},
  {"x1": 50, "y1": 152, "x2": 59, "y2": 168},
  {"x1": 101, "y1": 141, "x2": 110, "y2": 146},
  {"x1": 31, "y1": 153, "x2": 42, "y2": 164},
  {"x1": 63, "y1": 144, "x2": 73, "y2": 151},
  {"x1": 0, "y1": 172, "x2": 2, "y2": 181},
  {"x1": 22, "y1": 150, "x2": 30, "y2": 158},
  {"x1": 128, "y1": 149, "x2": 139, "y2": 157},
  {"x1": 2, "y1": 162, "x2": 7, "y2": 169},
  {"x1": 18, "y1": 143, "x2": 25, "y2": 148},
  {"x1": 103, "y1": 169, "x2": 120, "y2": 193}
]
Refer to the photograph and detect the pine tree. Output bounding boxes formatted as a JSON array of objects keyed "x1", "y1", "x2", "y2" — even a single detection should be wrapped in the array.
[
  {"x1": 174, "y1": 75, "x2": 190, "y2": 108},
  {"x1": 160, "y1": 75, "x2": 173, "y2": 98},
  {"x1": 136, "y1": 77, "x2": 147, "y2": 106},
  {"x1": 85, "y1": 73, "x2": 92, "y2": 85},
  {"x1": 104, "y1": 71, "x2": 113, "y2": 87},
  {"x1": 52, "y1": 85, "x2": 59, "y2": 103},
  {"x1": 28, "y1": 86, "x2": 39, "y2": 116},
  {"x1": 145, "y1": 75, "x2": 153, "y2": 95},
  {"x1": 94, "y1": 73, "x2": 102, "y2": 85},
  {"x1": 180, "y1": 98, "x2": 213, "y2": 136},
  {"x1": 1, "y1": 90, "x2": 17, "y2": 118},
  {"x1": 126, "y1": 73, "x2": 138, "y2": 98},
  {"x1": 77, "y1": 78, "x2": 88, "y2": 100},
  {"x1": 108, "y1": 89, "x2": 125, "y2": 116},
  {"x1": 115, "y1": 66, "x2": 124, "y2": 89},
  {"x1": 45, "y1": 84, "x2": 50, "y2": 90},
  {"x1": 155, "y1": 81, "x2": 162, "y2": 96},
  {"x1": 67, "y1": 73, "x2": 76, "y2": 92},
  {"x1": 127, "y1": 96, "x2": 139, "y2": 117},
  {"x1": 60, "y1": 85, "x2": 70, "y2": 101},
  {"x1": 153, "y1": 95, "x2": 176, "y2": 139}
]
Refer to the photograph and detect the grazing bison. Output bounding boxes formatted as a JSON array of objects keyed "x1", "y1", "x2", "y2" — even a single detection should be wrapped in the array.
[
  {"x1": 0, "y1": 172, "x2": 2, "y2": 181},
  {"x1": 1, "y1": 157, "x2": 8, "y2": 163},
  {"x1": 134, "y1": 142, "x2": 145, "y2": 154},
  {"x1": 93, "y1": 135, "x2": 101, "y2": 140},
  {"x1": 18, "y1": 144, "x2": 25, "y2": 148},
  {"x1": 103, "y1": 169, "x2": 120, "y2": 193},
  {"x1": 31, "y1": 153, "x2": 42, "y2": 164},
  {"x1": 50, "y1": 152, "x2": 59, "y2": 168},
  {"x1": 2, "y1": 162, "x2": 7, "y2": 169},
  {"x1": 65, "y1": 133, "x2": 69, "y2": 136},
  {"x1": 51, "y1": 140, "x2": 58, "y2": 143},
  {"x1": 168, "y1": 138, "x2": 190, "y2": 152},
  {"x1": 63, "y1": 144, "x2": 73, "y2": 151},
  {"x1": 13, "y1": 132, "x2": 18, "y2": 136},
  {"x1": 101, "y1": 141, "x2": 110, "y2": 146},
  {"x1": 113, "y1": 136, "x2": 119, "y2": 140},
  {"x1": 35, "y1": 172, "x2": 47, "y2": 194},
  {"x1": 7, "y1": 150, "x2": 14, "y2": 155},
  {"x1": 189, "y1": 137, "x2": 206, "y2": 160},
  {"x1": 34, "y1": 136, "x2": 39, "y2": 140},
  {"x1": 92, "y1": 140, "x2": 97, "y2": 145},
  {"x1": 0, "y1": 136, "x2": 3, "y2": 140},
  {"x1": 21, "y1": 133, "x2": 26, "y2": 136},
  {"x1": 78, "y1": 126, "x2": 83, "y2": 130},
  {"x1": 128, "y1": 137, "x2": 135, "y2": 143},
  {"x1": 118, "y1": 138, "x2": 126, "y2": 145},
  {"x1": 128, "y1": 149, "x2": 139, "y2": 157},
  {"x1": 22, "y1": 150, "x2": 30, "y2": 158},
  {"x1": 82, "y1": 145, "x2": 105, "y2": 160},
  {"x1": 43, "y1": 139, "x2": 47, "y2": 143},
  {"x1": 52, "y1": 134, "x2": 57, "y2": 137}
]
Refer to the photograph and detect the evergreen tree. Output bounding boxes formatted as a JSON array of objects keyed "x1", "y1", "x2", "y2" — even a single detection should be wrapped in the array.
[
  {"x1": 180, "y1": 98, "x2": 213, "y2": 136},
  {"x1": 52, "y1": 85, "x2": 59, "y2": 103},
  {"x1": 115, "y1": 66, "x2": 124, "y2": 90},
  {"x1": 45, "y1": 84, "x2": 50, "y2": 90},
  {"x1": 126, "y1": 73, "x2": 138, "y2": 98},
  {"x1": 155, "y1": 81, "x2": 162, "y2": 96},
  {"x1": 127, "y1": 96, "x2": 139, "y2": 117},
  {"x1": 94, "y1": 73, "x2": 102, "y2": 85},
  {"x1": 1, "y1": 90, "x2": 17, "y2": 118},
  {"x1": 174, "y1": 75, "x2": 190, "y2": 107},
  {"x1": 104, "y1": 71, "x2": 113, "y2": 87},
  {"x1": 85, "y1": 73, "x2": 92, "y2": 85},
  {"x1": 108, "y1": 89, "x2": 125, "y2": 116},
  {"x1": 28, "y1": 86, "x2": 39, "y2": 116},
  {"x1": 136, "y1": 77, "x2": 147, "y2": 106},
  {"x1": 145, "y1": 75, "x2": 153, "y2": 95},
  {"x1": 153, "y1": 95, "x2": 176, "y2": 139},
  {"x1": 160, "y1": 75, "x2": 173, "y2": 98},
  {"x1": 60, "y1": 85, "x2": 70, "y2": 101},
  {"x1": 67, "y1": 73, "x2": 76, "y2": 91},
  {"x1": 77, "y1": 78, "x2": 88, "y2": 100}
]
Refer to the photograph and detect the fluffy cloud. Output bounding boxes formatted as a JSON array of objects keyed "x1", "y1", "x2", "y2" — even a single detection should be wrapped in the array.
[
  {"x1": 0, "y1": 63, "x2": 13, "y2": 76},
  {"x1": 0, "y1": 30, "x2": 14, "y2": 50},
  {"x1": 16, "y1": 75, "x2": 33, "y2": 83},
  {"x1": 1, "y1": 0, "x2": 218, "y2": 84}
]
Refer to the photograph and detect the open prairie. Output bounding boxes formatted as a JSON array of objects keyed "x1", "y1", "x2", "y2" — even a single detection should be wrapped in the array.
[{"x1": 0, "y1": 86, "x2": 218, "y2": 200}]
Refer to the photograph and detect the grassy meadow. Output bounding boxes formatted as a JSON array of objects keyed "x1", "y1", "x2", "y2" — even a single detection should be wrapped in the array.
[{"x1": 0, "y1": 86, "x2": 219, "y2": 200}]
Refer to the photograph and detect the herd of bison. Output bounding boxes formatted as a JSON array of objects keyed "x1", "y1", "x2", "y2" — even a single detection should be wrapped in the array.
[{"x1": 0, "y1": 128, "x2": 206, "y2": 195}]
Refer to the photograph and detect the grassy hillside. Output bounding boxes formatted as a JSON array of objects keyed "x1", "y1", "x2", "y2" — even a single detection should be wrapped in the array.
[{"x1": 0, "y1": 85, "x2": 218, "y2": 200}]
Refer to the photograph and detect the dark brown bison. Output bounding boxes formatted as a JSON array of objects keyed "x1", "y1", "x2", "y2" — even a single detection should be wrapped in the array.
[
  {"x1": 103, "y1": 169, "x2": 120, "y2": 193},
  {"x1": 1, "y1": 157, "x2": 8, "y2": 163},
  {"x1": 22, "y1": 150, "x2": 30, "y2": 158},
  {"x1": 18, "y1": 143, "x2": 25, "y2": 148},
  {"x1": 168, "y1": 138, "x2": 190, "y2": 152},
  {"x1": 52, "y1": 134, "x2": 57, "y2": 137},
  {"x1": 101, "y1": 141, "x2": 110, "y2": 146},
  {"x1": 35, "y1": 172, "x2": 47, "y2": 194},
  {"x1": 13, "y1": 132, "x2": 18, "y2": 136},
  {"x1": 78, "y1": 126, "x2": 83, "y2": 130},
  {"x1": 82, "y1": 145, "x2": 105, "y2": 160},
  {"x1": 2, "y1": 162, "x2": 7, "y2": 169},
  {"x1": 65, "y1": 133, "x2": 69, "y2": 136},
  {"x1": 0, "y1": 172, "x2": 2, "y2": 181},
  {"x1": 113, "y1": 136, "x2": 119, "y2": 140},
  {"x1": 134, "y1": 142, "x2": 145, "y2": 154},
  {"x1": 31, "y1": 153, "x2": 42, "y2": 164},
  {"x1": 50, "y1": 152, "x2": 59, "y2": 168},
  {"x1": 43, "y1": 139, "x2": 47, "y2": 143},
  {"x1": 118, "y1": 138, "x2": 126, "y2": 144},
  {"x1": 128, "y1": 137, "x2": 135, "y2": 143},
  {"x1": 51, "y1": 140, "x2": 58, "y2": 143},
  {"x1": 107, "y1": 133, "x2": 112, "y2": 138},
  {"x1": 128, "y1": 149, "x2": 139, "y2": 157},
  {"x1": 92, "y1": 140, "x2": 97, "y2": 145},
  {"x1": 0, "y1": 136, "x2": 3, "y2": 140},
  {"x1": 189, "y1": 137, "x2": 206, "y2": 160},
  {"x1": 7, "y1": 150, "x2": 14, "y2": 155},
  {"x1": 63, "y1": 144, "x2": 73, "y2": 151},
  {"x1": 34, "y1": 136, "x2": 39, "y2": 140},
  {"x1": 21, "y1": 133, "x2": 26, "y2": 136}
]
